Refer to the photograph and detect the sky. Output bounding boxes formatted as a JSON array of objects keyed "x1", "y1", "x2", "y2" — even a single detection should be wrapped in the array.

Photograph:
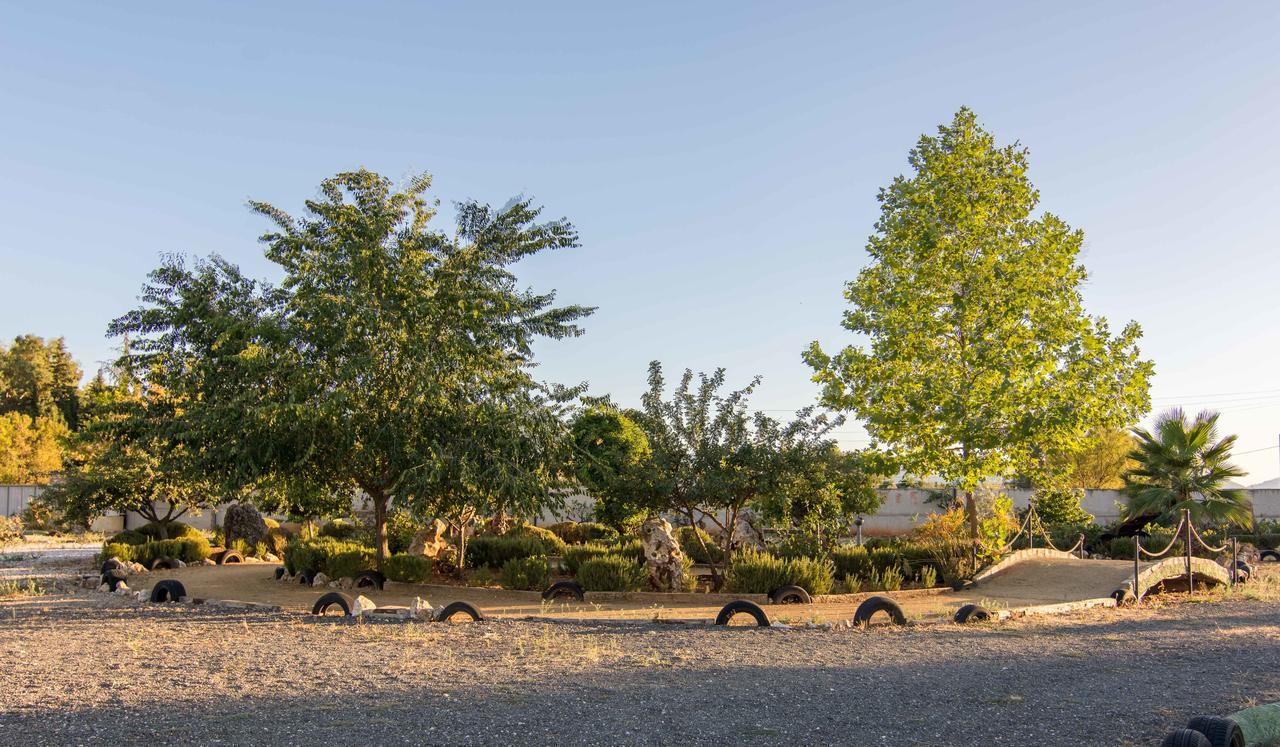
[{"x1": 1, "y1": 2, "x2": 1278, "y2": 482}]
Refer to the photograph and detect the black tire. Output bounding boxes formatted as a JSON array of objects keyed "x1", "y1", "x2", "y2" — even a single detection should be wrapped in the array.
[
  {"x1": 312, "y1": 592, "x2": 352, "y2": 616},
  {"x1": 1111, "y1": 588, "x2": 1134, "y2": 606},
  {"x1": 714, "y1": 600, "x2": 770, "y2": 627},
  {"x1": 769, "y1": 585, "x2": 812, "y2": 605},
  {"x1": 101, "y1": 557, "x2": 127, "y2": 575},
  {"x1": 1161, "y1": 729, "x2": 1212, "y2": 747},
  {"x1": 541, "y1": 580, "x2": 585, "y2": 602},
  {"x1": 352, "y1": 570, "x2": 386, "y2": 591},
  {"x1": 1186, "y1": 716, "x2": 1244, "y2": 747},
  {"x1": 149, "y1": 556, "x2": 179, "y2": 571},
  {"x1": 218, "y1": 550, "x2": 244, "y2": 565},
  {"x1": 953, "y1": 603, "x2": 993, "y2": 624},
  {"x1": 150, "y1": 579, "x2": 187, "y2": 603},
  {"x1": 1260, "y1": 549, "x2": 1280, "y2": 563},
  {"x1": 852, "y1": 595, "x2": 906, "y2": 626},
  {"x1": 274, "y1": 567, "x2": 286, "y2": 580},
  {"x1": 297, "y1": 569, "x2": 317, "y2": 586},
  {"x1": 1232, "y1": 561, "x2": 1253, "y2": 583},
  {"x1": 435, "y1": 601, "x2": 483, "y2": 622},
  {"x1": 101, "y1": 569, "x2": 128, "y2": 591}
]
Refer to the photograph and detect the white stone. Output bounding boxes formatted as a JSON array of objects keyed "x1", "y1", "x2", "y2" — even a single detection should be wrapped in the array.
[
  {"x1": 128, "y1": 562, "x2": 147, "y2": 575},
  {"x1": 311, "y1": 573, "x2": 330, "y2": 587},
  {"x1": 351, "y1": 594, "x2": 377, "y2": 617},
  {"x1": 200, "y1": 558, "x2": 216, "y2": 566},
  {"x1": 134, "y1": 590, "x2": 148, "y2": 602},
  {"x1": 172, "y1": 559, "x2": 186, "y2": 568},
  {"x1": 263, "y1": 553, "x2": 280, "y2": 563},
  {"x1": 114, "y1": 583, "x2": 130, "y2": 595},
  {"x1": 410, "y1": 596, "x2": 434, "y2": 620},
  {"x1": 97, "y1": 583, "x2": 110, "y2": 593},
  {"x1": 640, "y1": 517, "x2": 687, "y2": 592},
  {"x1": 769, "y1": 622, "x2": 791, "y2": 630}
]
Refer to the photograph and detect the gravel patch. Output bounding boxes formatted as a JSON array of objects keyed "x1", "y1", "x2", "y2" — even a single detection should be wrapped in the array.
[{"x1": 2, "y1": 588, "x2": 1279, "y2": 745}]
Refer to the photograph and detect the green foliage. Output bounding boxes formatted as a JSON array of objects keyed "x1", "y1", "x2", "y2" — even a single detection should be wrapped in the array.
[
  {"x1": 608, "y1": 538, "x2": 645, "y2": 565},
  {"x1": 0, "y1": 515, "x2": 22, "y2": 546},
  {"x1": 676, "y1": 525, "x2": 723, "y2": 565},
  {"x1": 917, "y1": 565, "x2": 938, "y2": 589},
  {"x1": 137, "y1": 522, "x2": 203, "y2": 541},
  {"x1": 868, "y1": 564, "x2": 903, "y2": 592},
  {"x1": 464, "y1": 535, "x2": 547, "y2": 569},
  {"x1": 0, "y1": 334, "x2": 82, "y2": 427},
  {"x1": 499, "y1": 556, "x2": 551, "y2": 591},
  {"x1": 547, "y1": 521, "x2": 619, "y2": 545},
  {"x1": 283, "y1": 537, "x2": 375, "y2": 578},
  {"x1": 18, "y1": 496, "x2": 79, "y2": 534},
  {"x1": 101, "y1": 542, "x2": 135, "y2": 563},
  {"x1": 385, "y1": 509, "x2": 426, "y2": 555},
  {"x1": 466, "y1": 568, "x2": 495, "y2": 588},
  {"x1": 576, "y1": 555, "x2": 647, "y2": 592},
  {"x1": 107, "y1": 529, "x2": 150, "y2": 546},
  {"x1": 318, "y1": 519, "x2": 362, "y2": 541},
  {"x1": 806, "y1": 108, "x2": 1152, "y2": 538},
  {"x1": 569, "y1": 406, "x2": 654, "y2": 533},
  {"x1": 1124, "y1": 408, "x2": 1251, "y2": 528},
  {"x1": 724, "y1": 548, "x2": 835, "y2": 595},
  {"x1": 0, "y1": 411, "x2": 67, "y2": 483},
  {"x1": 831, "y1": 545, "x2": 874, "y2": 579},
  {"x1": 384, "y1": 554, "x2": 433, "y2": 584},
  {"x1": 564, "y1": 542, "x2": 613, "y2": 574},
  {"x1": 104, "y1": 534, "x2": 212, "y2": 566},
  {"x1": 755, "y1": 446, "x2": 884, "y2": 553},
  {"x1": 507, "y1": 524, "x2": 568, "y2": 556},
  {"x1": 1032, "y1": 487, "x2": 1094, "y2": 527},
  {"x1": 265, "y1": 527, "x2": 289, "y2": 558}
]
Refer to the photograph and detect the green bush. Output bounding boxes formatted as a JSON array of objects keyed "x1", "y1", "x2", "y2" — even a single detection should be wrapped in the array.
[
  {"x1": 724, "y1": 549, "x2": 835, "y2": 595},
  {"x1": 565, "y1": 542, "x2": 613, "y2": 574},
  {"x1": 265, "y1": 527, "x2": 289, "y2": 558},
  {"x1": 676, "y1": 526, "x2": 723, "y2": 564},
  {"x1": 283, "y1": 537, "x2": 375, "y2": 578},
  {"x1": 107, "y1": 530, "x2": 150, "y2": 546},
  {"x1": 548, "y1": 521, "x2": 620, "y2": 545},
  {"x1": 385, "y1": 509, "x2": 426, "y2": 555},
  {"x1": 577, "y1": 555, "x2": 647, "y2": 592},
  {"x1": 102, "y1": 535, "x2": 212, "y2": 566},
  {"x1": 137, "y1": 522, "x2": 202, "y2": 541},
  {"x1": 101, "y1": 542, "x2": 136, "y2": 563},
  {"x1": 831, "y1": 546, "x2": 873, "y2": 579},
  {"x1": 318, "y1": 519, "x2": 362, "y2": 541},
  {"x1": 499, "y1": 556, "x2": 551, "y2": 591},
  {"x1": 384, "y1": 554, "x2": 433, "y2": 583},
  {"x1": 609, "y1": 538, "x2": 645, "y2": 565},
  {"x1": 465, "y1": 535, "x2": 546, "y2": 569},
  {"x1": 507, "y1": 524, "x2": 568, "y2": 556}
]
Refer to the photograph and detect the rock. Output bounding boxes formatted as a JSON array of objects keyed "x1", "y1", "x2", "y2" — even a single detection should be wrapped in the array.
[
  {"x1": 337, "y1": 577, "x2": 353, "y2": 590},
  {"x1": 639, "y1": 517, "x2": 687, "y2": 593},
  {"x1": 407, "y1": 519, "x2": 452, "y2": 559},
  {"x1": 97, "y1": 583, "x2": 109, "y2": 593},
  {"x1": 172, "y1": 559, "x2": 186, "y2": 568},
  {"x1": 722, "y1": 508, "x2": 765, "y2": 551},
  {"x1": 351, "y1": 594, "x2": 377, "y2": 617},
  {"x1": 312, "y1": 573, "x2": 330, "y2": 587},
  {"x1": 200, "y1": 558, "x2": 216, "y2": 566},
  {"x1": 134, "y1": 590, "x2": 148, "y2": 602},
  {"x1": 263, "y1": 553, "x2": 280, "y2": 563},
  {"x1": 114, "y1": 583, "x2": 130, "y2": 595},
  {"x1": 223, "y1": 503, "x2": 269, "y2": 549},
  {"x1": 127, "y1": 562, "x2": 147, "y2": 575},
  {"x1": 410, "y1": 596, "x2": 434, "y2": 620}
]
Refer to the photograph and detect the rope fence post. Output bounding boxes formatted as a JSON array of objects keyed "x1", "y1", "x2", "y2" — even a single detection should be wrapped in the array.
[
  {"x1": 1184, "y1": 509, "x2": 1194, "y2": 595},
  {"x1": 1133, "y1": 535, "x2": 1141, "y2": 605},
  {"x1": 1231, "y1": 536, "x2": 1238, "y2": 587},
  {"x1": 1078, "y1": 533, "x2": 1085, "y2": 560}
]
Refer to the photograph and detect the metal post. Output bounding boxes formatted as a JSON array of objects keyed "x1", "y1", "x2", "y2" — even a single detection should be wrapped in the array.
[
  {"x1": 1231, "y1": 536, "x2": 1238, "y2": 587},
  {"x1": 1078, "y1": 533, "x2": 1085, "y2": 560},
  {"x1": 1184, "y1": 509, "x2": 1194, "y2": 595}
]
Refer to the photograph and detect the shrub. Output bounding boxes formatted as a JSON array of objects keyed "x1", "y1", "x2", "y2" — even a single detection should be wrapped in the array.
[
  {"x1": 124, "y1": 535, "x2": 213, "y2": 567},
  {"x1": 265, "y1": 527, "x2": 289, "y2": 558},
  {"x1": 506, "y1": 524, "x2": 568, "y2": 556},
  {"x1": 318, "y1": 519, "x2": 362, "y2": 541},
  {"x1": 609, "y1": 538, "x2": 645, "y2": 565},
  {"x1": 832, "y1": 546, "x2": 873, "y2": 579},
  {"x1": 869, "y1": 564, "x2": 903, "y2": 591},
  {"x1": 386, "y1": 509, "x2": 426, "y2": 555},
  {"x1": 137, "y1": 522, "x2": 202, "y2": 541},
  {"x1": 676, "y1": 526, "x2": 723, "y2": 564},
  {"x1": 384, "y1": 554, "x2": 433, "y2": 583},
  {"x1": 101, "y1": 542, "x2": 135, "y2": 563},
  {"x1": 499, "y1": 556, "x2": 551, "y2": 591},
  {"x1": 283, "y1": 537, "x2": 375, "y2": 578},
  {"x1": 577, "y1": 555, "x2": 646, "y2": 592},
  {"x1": 724, "y1": 549, "x2": 835, "y2": 595},
  {"x1": 465, "y1": 535, "x2": 546, "y2": 569},
  {"x1": 1032, "y1": 486, "x2": 1094, "y2": 527},
  {"x1": 230, "y1": 538, "x2": 250, "y2": 556},
  {"x1": 467, "y1": 568, "x2": 495, "y2": 587},
  {"x1": 917, "y1": 565, "x2": 938, "y2": 589},
  {"x1": 548, "y1": 521, "x2": 620, "y2": 545},
  {"x1": 107, "y1": 530, "x2": 151, "y2": 546},
  {"x1": 565, "y1": 543, "x2": 613, "y2": 574}
]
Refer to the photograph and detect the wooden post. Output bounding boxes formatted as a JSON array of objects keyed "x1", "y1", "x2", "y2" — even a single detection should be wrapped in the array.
[{"x1": 1184, "y1": 509, "x2": 1194, "y2": 595}]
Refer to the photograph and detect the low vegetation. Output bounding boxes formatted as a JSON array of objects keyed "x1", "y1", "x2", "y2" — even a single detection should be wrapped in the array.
[
  {"x1": 499, "y1": 556, "x2": 551, "y2": 591},
  {"x1": 384, "y1": 554, "x2": 432, "y2": 583},
  {"x1": 577, "y1": 555, "x2": 646, "y2": 592},
  {"x1": 725, "y1": 548, "x2": 835, "y2": 595},
  {"x1": 283, "y1": 537, "x2": 375, "y2": 578}
]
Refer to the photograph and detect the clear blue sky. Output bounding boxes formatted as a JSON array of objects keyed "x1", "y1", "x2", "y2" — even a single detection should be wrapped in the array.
[{"x1": 2, "y1": 2, "x2": 1278, "y2": 481}]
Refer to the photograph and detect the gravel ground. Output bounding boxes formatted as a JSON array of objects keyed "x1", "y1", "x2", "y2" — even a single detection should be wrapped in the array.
[{"x1": 3, "y1": 586, "x2": 1280, "y2": 746}]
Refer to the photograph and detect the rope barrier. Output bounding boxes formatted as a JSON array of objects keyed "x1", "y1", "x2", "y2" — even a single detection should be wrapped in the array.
[
  {"x1": 1138, "y1": 514, "x2": 1187, "y2": 558},
  {"x1": 1188, "y1": 523, "x2": 1229, "y2": 554}
]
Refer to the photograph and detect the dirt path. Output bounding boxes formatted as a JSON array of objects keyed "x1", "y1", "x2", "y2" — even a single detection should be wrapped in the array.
[{"x1": 2, "y1": 587, "x2": 1278, "y2": 746}]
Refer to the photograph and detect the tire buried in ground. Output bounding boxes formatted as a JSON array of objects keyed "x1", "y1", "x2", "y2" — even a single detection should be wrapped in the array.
[
  {"x1": 1232, "y1": 561, "x2": 1253, "y2": 583},
  {"x1": 769, "y1": 585, "x2": 812, "y2": 605},
  {"x1": 852, "y1": 595, "x2": 906, "y2": 626},
  {"x1": 150, "y1": 579, "x2": 186, "y2": 603},
  {"x1": 217, "y1": 550, "x2": 244, "y2": 565},
  {"x1": 1161, "y1": 728, "x2": 1213, "y2": 747},
  {"x1": 541, "y1": 580, "x2": 585, "y2": 602},
  {"x1": 101, "y1": 569, "x2": 128, "y2": 591},
  {"x1": 101, "y1": 557, "x2": 126, "y2": 575},
  {"x1": 149, "y1": 556, "x2": 180, "y2": 571},
  {"x1": 274, "y1": 567, "x2": 286, "y2": 580},
  {"x1": 1260, "y1": 549, "x2": 1280, "y2": 563},
  {"x1": 953, "y1": 603, "x2": 994, "y2": 624},
  {"x1": 297, "y1": 570, "x2": 316, "y2": 586},
  {"x1": 714, "y1": 600, "x2": 770, "y2": 627},
  {"x1": 1111, "y1": 588, "x2": 1135, "y2": 606},
  {"x1": 312, "y1": 592, "x2": 352, "y2": 616},
  {"x1": 352, "y1": 570, "x2": 386, "y2": 591},
  {"x1": 435, "y1": 601, "x2": 483, "y2": 622},
  {"x1": 1185, "y1": 716, "x2": 1245, "y2": 747}
]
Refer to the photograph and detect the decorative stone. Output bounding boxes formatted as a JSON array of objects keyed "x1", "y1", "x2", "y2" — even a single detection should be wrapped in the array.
[
  {"x1": 407, "y1": 519, "x2": 452, "y2": 559},
  {"x1": 724, "y1": 508, "x2": 766, "y2": 551},
  {"x1": 639, "y1": 517, "x2": 687, "y2": 593},
  {"x1": 114, "y1": 583, "x2": 130, "y2": 595},
  {"x1": 263, "y1": 553, "x2": 280, "y2": 563},
  {"x1": 351, "y1": 594, "x2": 377, "y2": 617},
  {"x1": 200, "y1": 558, "x2": 216, "y2": 566},
  {"x1": 97, "y1": 583, "x2": 110, "y2": 592},
  {"x1": 172, "y1": 559, "x2": 186, "y2": 568},
  {"x1": 127, "y1": 562, "x2": 147, "y2": 575},
  {"x1": 223, "y1": 503, "x2": 269, "y2": 549},
  {"x1": 312, "y1": 572, "x2": 330, "y2": 587},
  {"x1": 410, "y1": 596, "x2": 434, "y2": 620}
]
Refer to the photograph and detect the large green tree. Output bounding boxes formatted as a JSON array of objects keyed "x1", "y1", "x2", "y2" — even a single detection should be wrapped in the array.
[
  {"x1": 1123, "y1": 408, "x2": 1250, "y2": 528},
  {"x1": 111, "y1": 170, "x2": 592, "y2": 567},
  {"x1": 1, "y1": 334, "x2": 82, "y2": 428},
  {"x1": 806, "y1": 108, "x2": 1152, "y2": 541},
  {"x1": 569, "y1": 405, "x2": 653, "y2": 532}
]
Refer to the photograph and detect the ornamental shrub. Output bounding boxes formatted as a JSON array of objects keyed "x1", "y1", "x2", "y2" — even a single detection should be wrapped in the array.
[
  {"x1": 724, "y1": 549, "x2": 835, "y2": 595},
  {"x1": 499, "y1": 556, "x2": 551, "y2": 591},
  {"x1": 465, "y1": 535, "x2": 546, "y2": 569},
  {"x1": 384, "y1": 554, "x2": 433, "y2": 583},
  {"x1": 565, "y1": 542, "x2": 612, "y2": 574},
  {"x1": 283, "y1": 537, "x2": 374, "y2": 577},
  {"x1": 609, "y1": 538, "x2": 645, "y2": 565},
  {"x1": 548, "y1": 521, "x2": 620, "y2": 545},
  {"x1": 385, "y1": 508, "x2": 426, "y2": 555},
  {"x1": 675, "y1": 526, "x2": 723, "y2": 564},
  {"x1": 107, "y1": 529, "x2": 150, "y2": 546},
  {"x1": 318, "y1": 519, "x2": 362, "y2": 541},
  {"x1": 506, "y1": 524, "x2": 568, "y2": 556},
  {"x1": 576, "y1": 554, "x2": 646, "y2": 592},
  {"x1": 101, "y1": 542, "x2": 136, "y2": 563},
  {"x1": 137, "y1": 522, "x2": 203, "y2": 541}
]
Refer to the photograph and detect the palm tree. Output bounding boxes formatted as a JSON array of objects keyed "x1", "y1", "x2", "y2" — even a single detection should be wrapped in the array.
[{"x1": 1122, "y1": 408, "x2": 1251, "y2": 528}]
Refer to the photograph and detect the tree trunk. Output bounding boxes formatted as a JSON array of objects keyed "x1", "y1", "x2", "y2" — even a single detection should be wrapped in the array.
[
  {"x1": 368, "y1": 487, "x2": 390, "y2": 571},
  {"x1": 963, "y1": 490, "x2": 978, "y2": 543}
]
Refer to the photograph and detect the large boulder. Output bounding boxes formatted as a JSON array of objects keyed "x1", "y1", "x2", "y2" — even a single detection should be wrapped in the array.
[
  {"x1": 407, "y1": 519, "x2": 452, "y2": 560},
  {"x1": 640, "y1": 518, "x2": 687, "y2": 593},
  {"x1": 223, "y1": 504, "x2": 269, "y2": 549},
  {"x1": 719, "y1": 508, "x2": 765, "y2": 552}
]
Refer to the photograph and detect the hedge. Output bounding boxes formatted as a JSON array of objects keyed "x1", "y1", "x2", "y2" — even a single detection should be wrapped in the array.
[
  {"x1": 547, "y1": 521, "x2": 620, "y2": 545},
  {"x1": 506, "y1": 524, "x2": 568, "y2": 556},
  {"x1": 577, "y1": 555, "x2": 647, "y2": 592},
  {"x1": 724, "y1": 548, "x2": 835, "y2": 595},
  {"x1": 499, "y1": 556, "x2": 551, "y2": 591},
  {"x1": 676, "y1": 526, "x2": 723, "y2": 565},
  {"x1": 384, "y1": 554, "x2": 432, "y2": 583},
  {"x1": 465, "y1": 535, "x2": 547, "y2": 569},
  {"x1": 283, "y1": 537, "x2": 375, "y2": 579},
  {"x1": 565, "y1": 543, "x2": 613, "y2": 575},
  {"x1": 101, "y1": 534, "x2": 212, "y2": 566}
]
